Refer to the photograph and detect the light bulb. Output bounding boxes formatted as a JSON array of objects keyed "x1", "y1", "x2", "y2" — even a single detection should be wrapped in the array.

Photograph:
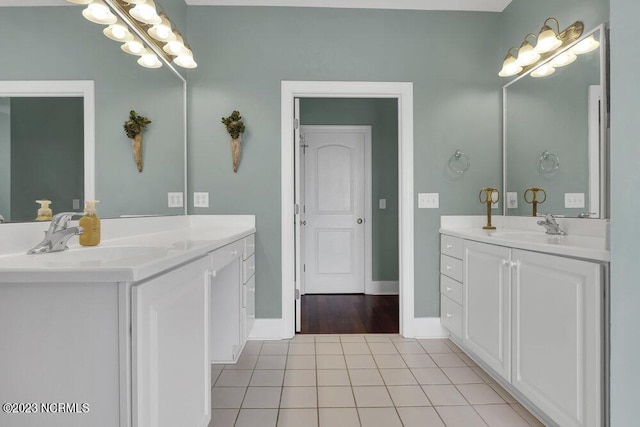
[
  {"x1": 163, "y1": 34, "x2": 185, "y2": 56},
  {"x1": 174, "y1": 48, "x2": 197, "y2": 68},
  {"x1": 148, "y1": 15, "x2": 176, "y2": 42},
  {"x1": 130, "y1": 0, "x2": 161, "y2": 25},
  {"x1": 531, "y1": 63, "x2": 556, "y2": 78},
  {"x1": 82, "y1": 0, "x2": 117, "y2": 25},
  {"x1": 104, "y1": 20, "x2": 133, "y2": 42},
  {"x1": 498, "y1": 53, "x2": 522, "y2": 77},
  {"x1": 121, "y1": 39, "x2": 145, "y2": 56},
  {"x1": 535, "y1": 26, "x2": 562, "y2": 53},
  {"x1": 137, "y1": 51, "x2": 162, "y2": 68},
  {"x1": 550, "y1": 52, "x2": 577, "y2": 67},
  {"x1": 570, "y1": 35, "x2": 600, "y2": 55}
]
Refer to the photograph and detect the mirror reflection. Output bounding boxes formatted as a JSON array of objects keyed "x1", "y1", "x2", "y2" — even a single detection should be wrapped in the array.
[
  {"x1": 504, "y1": 27, "x2": 606, "y2": 218},
  {"x1": 0, "y1": 4, "x2": 186, "y2": 223}
]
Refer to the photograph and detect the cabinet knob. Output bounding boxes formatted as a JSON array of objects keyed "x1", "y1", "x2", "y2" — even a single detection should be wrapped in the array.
[
  {"x1": 231, "y1": 250, "x2": 238, "y2": 256},
  {"x1": 249, "y1": 243, "x2": 255, "y2": 248},
  {"x1": 446, "y1": 244, "x2": 453, "y2": 249},
  {"x1": 209, "y1": 270, "x2": 217, "y2": 278},
  {"x1": 249, "y1": 314, "x2": 255, "y2": 319},
  {"x1": 250, "y1": 265, "x2": 255, "y2": 270},
  {"x1": 446, "y1": 265, "x2": 452, "y2": 270},
  {"x1": 446, "y1": 313, "x2": 453, "y2": 318},
  {"x1": 446, "y1": 287, "x2": 452, "y2": 292}
]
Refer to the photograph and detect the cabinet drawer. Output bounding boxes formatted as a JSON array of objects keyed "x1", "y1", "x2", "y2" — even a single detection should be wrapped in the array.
[
  {"x1": 210, "y1": 240, "x2": 244, "y2": 272},
  {"x1": 441, "y1": 234, "x2": 463, "y2": 259},
  {"x1": 243, "y1": 234, "x2": 255, "y2": 260},
  {"x1": 243, "y1": 254, "x2": 255, "y2": 283},
  {"x1": 441, "y1": 294, "x2": 462, "y2": 339},
  {"x1": 441, "y1": 255, "x2": 463, "y2": 282},
  {"x1": 243, "y1": 275, "x2": 255, "y2": 316},
  {"x1": 440, "y1": 274, "x2": 462, "y2": 305}
]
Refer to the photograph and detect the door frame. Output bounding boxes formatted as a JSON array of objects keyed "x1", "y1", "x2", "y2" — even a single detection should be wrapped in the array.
[
  {"x1": 299, "y1": 125, "x2": 373, "y2": 296},
  {"x1": 281, "y1": 81, "x2": 414, "y2": 338}
]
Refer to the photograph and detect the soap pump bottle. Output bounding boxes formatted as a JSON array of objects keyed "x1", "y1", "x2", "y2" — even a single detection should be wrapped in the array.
[
  {"x1": 79, "y1": 200, "x2": 101, "y2": 247},
  {"x1": 35, "y1": 200, "x2": 53, "y2": 221}
]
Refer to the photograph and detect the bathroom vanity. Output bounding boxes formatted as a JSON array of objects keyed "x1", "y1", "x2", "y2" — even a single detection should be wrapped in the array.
[
  {"x1": 0, "y1": 215, "x2": 255, "y2": 427},
  {"x1": 440, "y1": 215, "x2": 609, "y2": 427}
]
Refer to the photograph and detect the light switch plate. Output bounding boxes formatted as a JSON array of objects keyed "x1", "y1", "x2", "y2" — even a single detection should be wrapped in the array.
[
  {"x1": 379, "y1": 199, "x2": 386, "y2": 209},
  {"x1": 168, "y1": 192, "x2": 184, "y2": 208},
  {"x1": 72, "y1": 199, "x2": 80, "y2": 210},
  {"x1": 507, "y1": 192, "x2": 518, "y2": 209},
  {"x1": 565, "y1": 193, "x2": 585, "y2": 208},
  {"x1": 418, "y1": 193, "x2": 439, "y2": 209},
  {"x1": 194, "y1": 192, "x2": 209, "y2": 208}
]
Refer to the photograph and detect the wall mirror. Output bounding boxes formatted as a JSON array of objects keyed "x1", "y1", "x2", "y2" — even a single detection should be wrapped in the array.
[
  {"x1": 503, "y1": 24, "x2": 608, "y2": 218},
  {"x1": 0, "y1": 4, "x2": 186, "y2": 223}
]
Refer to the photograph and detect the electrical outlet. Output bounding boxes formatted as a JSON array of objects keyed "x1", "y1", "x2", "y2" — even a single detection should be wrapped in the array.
[
  {"x1": 418, "y1": 193, "x2": 439, "y2": 209},
  {"x1": 379, "y1": 199, "x2": 386, "y2": 209},
  {"x1": 168, "y1": 192, "x2": 184, "y2": 208},
  {"x1": 507, "y1": 192, "x2": 518, "y2": 209},
  {"x1": 565, "y1": 193, "x2": 585, "y2": 208},
  {"x1": 194, "y1": 192, "x2": 209, "y2": 208}
]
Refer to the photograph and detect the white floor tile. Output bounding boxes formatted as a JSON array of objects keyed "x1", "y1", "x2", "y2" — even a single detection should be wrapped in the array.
[
  {"x1": 358, "y1": 407, "x2": 403, "y2": 427},
  {"x1": 261, "y1": 343, "x2": 289, "y2": 355},
  {"x1": 286, "y1": 355, "x2": 316, "y2": 370},
  {"x1": 510, "y1": 404, "x2": 546, "y2": 427},
  {"x1": 418, "y1": 339, "x2": 454, "y2": 354},
  {"x1": 488, "y1": 382, "x2": 518, "y2": 404},
  {"x1": 283, "y1": 369, "x2": 317, "y2": 386},
  {"x1": 317, "y1": 369, "x2": 350, "y2": 386},
  {"x1": 379, "y1": 368, "x2": 418, "y2": 385},
  {"x1": 289, "y1": 335, "x2": 315, "y2": 343},
  {"x1": 280, "y1": 386, "x2": 317, "y2": 408},
  {"x1": 277, "y1": 408, "x2": 318, "y2": 427},
  {"x1": 474, "y1": 404, "x2": 530, "y2": 427},
  {"x1": 212, "y1": 387, "x2": 246, "y2": 409},
  {"x1": 249, "y1": 369, "x2": 285, "y2": 387},
  {"x1": 345, "y1": 354, "x2": 377, "y2": 369},
  {"x1": 352, "y1": 386, "x2": 394, "y2": 407},
  {"x1": 397, "y1": 406, "x2": 445, "y2": 427},
  {"x1": 373, "y1": 354, "x2": 407, "y2": 368},
  {"x1": 209, "y1": 408, "x2": 238, "y2": 427},
  {"x1": 458, "y1": 352, "x2": 479, "y2": 367},
  {"x1": 242, "y1": 386, "x2": 282, "y2": 408},
  {"x1": 242, "y1": 341, "x2": 263, "y2": 355},
  {"x1": 340, "y1": 335, "x2": 366, "y2": 342},
  {"x1": 369, "y1": 342, "x2": 399, "y2": 354},
  {"x1": 288, "y1": 343, "x2": 315, "y2": 355},
  {"x1": 431, "y1": 353, "x2": 468, "y2": 368},
  {"x1": 316, "y1": 355, "x2": 347, "y2": 369},
  {"x1": 394, "y1": 341, "x2": 426, "y2": 354},
  {"x1": 387, "y1": 385, "x2": 431, "y2": 407},
  {"x1": 256, "y1": 355, "x2": 288, "y2": 370},
  {"x1": 319, "y1": 408, "x2": 360, "y2": 427},
  {"x1": 472, "y1": 366, "x2": 497, "y2": 383},
  {"x1": 444, "y1": 340, "x2": 465, "y2": 353},
  {"x1": 364, "y1": 335, "x2": 393, "y2": 342},
  {"x1": 318, "y1": 386, "x2": 356, "y2": 407},
  {"x1": 224, "y1": 354, "x2": 259, "y2": 370},
  {"x1": 411, "y1": 368, "x2": 451, "y2": 385},
  {"x1": 421, "y1": 385, "x2": 468, "y2": 406},
  {"x1": 348, "y1": 369, "x2": 384, "y2": 386},
  {"x1": 435, "y1": 405, "x2": 488, "y2": 426},
  {"x1": 215, "y1": 370, "x2": 253, "y2": 387},
  {"x1": 342, "y1": 342, "x2": 371, "y2": 354},
  {"x1": 442, "y1": 367, "x2": 485, "y2": 384},
  {"x1": 456, "y1": 384, "x2": 505, "y2": 405},
  {"x1": 315, "y1": 335, "x2": 341, "y2": 343},
  {"x1": 235, "y1": 408, "x2": 278, "y2": 427},
  {"x1": 316, "y1": 342, "x2": 344, "y2": 354},
  {"x1": 402, "y1": 353, "x2": 437, "y2": 368}
]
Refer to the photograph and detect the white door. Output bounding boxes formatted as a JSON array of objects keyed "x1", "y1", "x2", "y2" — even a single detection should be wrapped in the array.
[
  {"x1": 294, "y1": 98, "x2": 302, "y2": 331},
  {"x1": 303, "y1": 126, "x2": 366, "y2": 294}
]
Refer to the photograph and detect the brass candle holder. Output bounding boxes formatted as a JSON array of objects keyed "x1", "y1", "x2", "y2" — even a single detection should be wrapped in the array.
[
  {"x1": 479, "y1": 187, "x2": 500, "y2": 230},
  {"x1": 524, "y1": 187, "x2": 547, "y2": 217}
]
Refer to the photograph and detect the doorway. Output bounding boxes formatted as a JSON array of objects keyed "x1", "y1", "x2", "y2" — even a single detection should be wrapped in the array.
[{"x1": 281, "y1": 81, "x2": 415, "y2": 338}]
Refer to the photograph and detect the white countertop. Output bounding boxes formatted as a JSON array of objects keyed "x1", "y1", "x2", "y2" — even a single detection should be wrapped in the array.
[
  {"x1": 440, "y1": 224, "x2": 609, "y2": 263},
  {"x1": 0, "y1": 216, "x2": 255, "y2": 283}
]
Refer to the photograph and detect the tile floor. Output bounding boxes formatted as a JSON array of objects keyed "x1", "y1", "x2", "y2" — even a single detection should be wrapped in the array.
[{"x1": 209, "y1": 335, "x2": 545, "y2": 427}]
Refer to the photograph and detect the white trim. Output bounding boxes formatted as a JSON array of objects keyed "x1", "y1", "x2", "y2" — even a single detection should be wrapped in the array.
[
  {"x1": 0, "y1": 80, "x2": 95, "y2": 202},
  {"x1": 184, "y1": 0, "x2": 512, "y2": 12},
  {"x1": 411, "y1": 317, "x2": 450, "y2": 339},
  {"x1": 281, "y1": 81, "x2": 414, "y2": 339},
  {"x1": 588, "y1": 86, "x2": 601, "y2": 219},
  {"x1": 366, "y1": 281, "x2": 399, "y2": 295},
  {"x1": 299, "y1": 125, "x2": 372, "y2": 295},
  {"x1": 248, "y1": 319, "x2": 286, "y2": 341}
]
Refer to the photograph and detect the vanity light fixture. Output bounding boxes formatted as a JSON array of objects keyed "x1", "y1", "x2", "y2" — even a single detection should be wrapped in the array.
[
  {"x1": 499, "y1": 18, "x2": 584, "y2": 78},
  {"x1": 570, "y1": 34, "x2": 600, "y2": 54},
  {"x1": 67, "y1": 0, "x2": 197, "y2": 69},
  {"x1": 550, "y1": 51, "x2": 577, "y2": 67},
  {"x1": 531, "y1": 63, "x2": 556, "y2": 78}
]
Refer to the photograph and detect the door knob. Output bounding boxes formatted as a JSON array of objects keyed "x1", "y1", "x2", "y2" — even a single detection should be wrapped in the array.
[{"x1": 357, "y1": 218, "x2": 363, "y2": 224}]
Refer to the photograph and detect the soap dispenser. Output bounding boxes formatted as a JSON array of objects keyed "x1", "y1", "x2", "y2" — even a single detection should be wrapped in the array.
[
  {"x1": 35, "y1": 200, "x2": 53, "y2": 221},
  {"x1": 79, "y1": 200, "x2": 100, "y2": 247}
]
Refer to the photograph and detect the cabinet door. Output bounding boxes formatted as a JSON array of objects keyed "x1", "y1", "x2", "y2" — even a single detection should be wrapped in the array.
[
  {"x1": 512, "y1": 250, "x2": 602, "y2": 427},
  {"x1": 463, "y1": 240, "x2": 511, "y2": 381},
  {"x1": 132, "y1": 256, "x2": 211, "y2": 427}
]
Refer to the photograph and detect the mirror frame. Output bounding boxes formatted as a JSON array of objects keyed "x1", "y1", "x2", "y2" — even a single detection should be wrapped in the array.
[
  {"x1": 502, "y1": 24, "x2": 608, "y2": 218},
  {"x1": 0, "y1": 80, "x2": 96, "y2": 204}
]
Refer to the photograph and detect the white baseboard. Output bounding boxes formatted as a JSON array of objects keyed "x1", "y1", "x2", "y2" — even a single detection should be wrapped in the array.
[
  {"x1": 366, "y1": 281, "x2": 399, "y2": 295},
  {"x1": 409, "y1": 317, "x2": 449, "y2": 339},
  {"x1": 248, "y1": 318, "x2": 286, "y2": 340}
]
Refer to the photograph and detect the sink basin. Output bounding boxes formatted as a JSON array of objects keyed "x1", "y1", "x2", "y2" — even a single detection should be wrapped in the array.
[
  {"x1": 28, "y1": 245, "x2": 170, "y2": 267},
  {"x1": 486, "y1": 230, "x2": 566, "y2": 244}
]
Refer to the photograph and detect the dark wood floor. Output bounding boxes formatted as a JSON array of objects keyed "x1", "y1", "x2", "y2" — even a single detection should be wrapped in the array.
[{"x1": 300, "y1": 294, "x2": 399, "y2": 334}]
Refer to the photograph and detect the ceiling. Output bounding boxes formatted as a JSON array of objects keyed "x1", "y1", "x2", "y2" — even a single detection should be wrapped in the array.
[{"x1": 0, "y1": 0, "x2": 513, "y2": 12}]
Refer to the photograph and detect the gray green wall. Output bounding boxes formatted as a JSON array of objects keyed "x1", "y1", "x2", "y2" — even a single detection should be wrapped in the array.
[
  {"x1": 610, "y1": 0, "x2": 639, "y2": 425},
  {"x1": 186, "y1": 7, "x2": 504, "y2": 318},
  {"x1": 0, "y1": 5, "x2": 186, "y2": 219},
  {"x1": 9, "y1": 98, "x2": 84, "y2": 222},
  {"x1": 300, "y1": 98, "x2": 399, "y2": 281},
  {"x1": 0, "y1": 98, "x2": 9, "y2": 221}
]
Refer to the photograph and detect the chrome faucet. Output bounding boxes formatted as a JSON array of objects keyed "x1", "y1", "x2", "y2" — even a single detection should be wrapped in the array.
[
  {"x1": 537, "y1": 214, "x2": 566, "y2": 235},
  {"x1": 27, "y1": 212, "x2": 85, "y2": 254}
]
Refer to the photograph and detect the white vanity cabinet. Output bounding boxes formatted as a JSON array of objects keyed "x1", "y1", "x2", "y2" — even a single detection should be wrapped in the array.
[
  {"x1": 463, "y1": 240, "x2": 511, "y2": 382},
  {"x1": 209, "y1": 234, "x2": 256, "y2": 363},
  {"x1": 440, "y1": 235, "x2": 464, "y2": 339},
  {"x1": 132, "y1": 256, "x2": 211, "y2": 427},
  {"x1": 439, "y1": 232, "x2": 605, "y2": 427}
]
